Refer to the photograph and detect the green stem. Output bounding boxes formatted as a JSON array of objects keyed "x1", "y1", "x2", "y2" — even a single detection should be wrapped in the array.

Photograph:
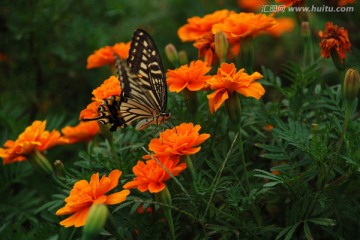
[
  {"x1": 225, "y1": 92, "x2": 241, "y2": 125},
  {"x1": 51, "y1": 174, "x2": 70, "y2": 189},
  {"x1": 324, "y1": 102, "x2": 352, "y2": 188},
  {"x1": 224, "y1": 93, "x2": 249, "y2": 190},
  {"x1": 184, "y1": 155, "x2": 196, "y2": 180},
  {"x1": 336, "y1": 103, "x2": 352, "y2": 155},
  {"x1": 182, "y1": 88, "x2": 198, "y2": 116},
  {"x1": 239, "y1": 36, "x2": 254, "y2": 72},
  {"x1": 155, "y1": 186, "x2": 175, "y2": 240},
  {"x1": 302, "y1": 24, "x2": 314, "y2": 68},
  {"x1": 238, "y1": 125, "x2": 250, "y2": 191}
]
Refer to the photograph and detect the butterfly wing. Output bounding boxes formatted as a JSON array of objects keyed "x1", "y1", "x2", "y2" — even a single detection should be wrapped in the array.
[
  {"x1": 126, "y1": 29, "x2": 167, "y2": 112},
  {"x1": 81, "y1": 95, "x2": 124, "y2": 132},
  {"x1": 116, "y1": 58, "x2": 160, "y2": 128},
  {"x1": 117, "y1": 29, "x2": 169, "y2": 130}
]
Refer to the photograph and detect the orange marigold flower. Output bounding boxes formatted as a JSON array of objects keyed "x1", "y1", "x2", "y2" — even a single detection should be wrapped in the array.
[
  {"x1": 237, "y1": 0, "x2": 267, "y2": 11},
  {"x1": 0, "y1": 120, "x2": 67, "y2": 164},
  {"x1": 275, "y1": 0, "x2": 303, "y2": 7},
  {"x1": 86, "y1": 46, "x2": 115, "y2": 69},
  {"x1": 148, "y1": 123, "x2": 210, "y2": 157},
  {"x1": 178, "y1": 9, "x2": 235, "y2": 42},
  {"x1": 56, "y1": 169, "x2": 130, "y2": 228},
  {"x1": 264, "y1": 124, "x2": 274, "y2": 132},
  {"x1": 61, "y1": 121, "x2": 100, "y2": 144},
  {"x1": 86, "y1": 42, "x2": 130, "y2": 69},
  {"x1": 338, "y1": 0, "x2": 355, "y2": 6},
  {"x1": 112, "y1": 41, "x2": 131, "y2": 59},
  {"x1": 79, "y1": 101, "x2": 101, "y2": 121},
  {"x1": 0, "y1": 53, "x2": 7, "y2": 62},
  {"x1": 123, "y1": 156, "x2": 186, "y2": 193},
  {"x1": 212, "y1": 12, "x2": 278, "y2": 39},
  {"x1": 92, "y1": 76, "x2": 122, "y2": 102},
  {"x1": 319, "y1": 22, "x2": 351, "y2": 63},
  {"x1": 266, "y1": 17, "x2": 295, "y2": 37},
  {"x1": 207, "y1": 63, "x2": 264, "y2": 114},
  {"x1": 166, "y1": 60, "x2": 212, "y2": 93}
]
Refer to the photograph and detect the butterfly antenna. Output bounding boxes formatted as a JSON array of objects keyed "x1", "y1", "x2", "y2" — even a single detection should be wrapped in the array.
[{"x1": 168, "y1": 116, "x2": 178, "y2": 135}]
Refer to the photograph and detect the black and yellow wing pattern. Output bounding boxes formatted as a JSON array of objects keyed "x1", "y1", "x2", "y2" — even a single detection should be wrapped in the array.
[{"x1": 117, "y1": 29, "x2": 170, "y2": 130}]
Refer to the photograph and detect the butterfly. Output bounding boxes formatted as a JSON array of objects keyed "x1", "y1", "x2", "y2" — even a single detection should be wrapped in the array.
[{"x1": 83, "y1": 29, "x2": 171, "y2": 131}]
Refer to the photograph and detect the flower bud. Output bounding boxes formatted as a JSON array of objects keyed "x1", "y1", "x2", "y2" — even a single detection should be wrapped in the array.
[
  {"x1": 28, "y1": 150, "x2": 54, "y2": 175},
  {"x1": 54, "y1": 160, "x2": 64, "y2": 176},
  {"x1": 82, "y1": 204, "x2": 109, "y2": 240},
  {"x1": 301, "y1": 21, "x2": 310, "y2": 37},
  {"x1": 214, "y1": 31, "x2": 229, "y2": 63},
  {"x1": 165, "y1": 44, "x2": 179, "y2": 67},
  {"x1": 343, "y1": 68, "x2": 360, "y2": 102},
  {"x1": 178, "y1": 50, "x2": 189, "y2": 65}
]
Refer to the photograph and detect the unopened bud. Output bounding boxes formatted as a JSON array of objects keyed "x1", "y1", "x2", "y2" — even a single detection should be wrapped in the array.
[
  {"x1": 82, "y1": 204, "x2": 109, "y2": 240},
  {"x1": 214, "y1": 31, "x2": 229, "y2": 63},
  {"x1": 54, "y1": 160, "x2": 64, "y2": 176},
  {"x1": 343, "y1": 68, "x2": 360, "y2": 102},
  {"x1": 301, "y1": 21, "x2": 310, "y2": 37},
  {"x1": 178, "y1": 50, "x2": 188, "y2": 65},
  {"x1": 165, "y1": 44, "x2": 179, "y2": 67}
]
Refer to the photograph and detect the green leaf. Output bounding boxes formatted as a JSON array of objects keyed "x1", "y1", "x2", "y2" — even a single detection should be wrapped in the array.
[
  {"x1": 303, "y1": 221, "x2": 313, "y2": 240},
  {"x1": 276, "y1": 222, "x2": 301, "y2": 240},
  {"x1": 308, "y1": 218, "x2": 336, "y2": 226},
  {"x1": 253, "y1": 169, "x2": 283, "y2": 182}
]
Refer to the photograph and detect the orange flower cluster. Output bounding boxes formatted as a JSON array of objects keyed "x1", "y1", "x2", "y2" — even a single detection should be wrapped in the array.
[
  {"x1": 86, "y1": 42, "x2": 130, "y2": 69},
  {"x1": 0, "y1": 120, "x2": 67, "y2": 164},
  {"x1": 178, "y1": 10, "x2": 278, "y2": 65},
  {"x1": 124, "y1": 123, "x2": 210, "y2": 193},
  {"x1": 319, "y1": 22, "x2": 351, "y2": 63},
  {"x1": 79, "y1": 76, "x2": 121, "y2": 120},
  {"x1": 207, "y1": 63, "x2": 265, "y2": 114},
  {"x1": 61, "y1": 121, "x2": 100, "y2": 144},
  {"x1": 237, "y1": 0, "x2": 266, "y2": 12},
  {"x1": 178, "y1": 10, "x2": 235, "y2": 65},
  {"x1": 275, "y1": 0, "x2": 303, "y2": 7},
  {"x1": 178, "y1": 10, "x2": 233, "y2": 42},
  {"x1": 56, "y1": 169, "x2": 130, "y2": 227},
  {"x1": 338, "y1": 0, "x2": 355, "y2": 6},
  {"x1": 166, "y1": 60, "x2": 211, "y2": 93}
]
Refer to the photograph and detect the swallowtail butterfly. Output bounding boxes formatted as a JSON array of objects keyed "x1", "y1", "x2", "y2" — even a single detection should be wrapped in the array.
[{"x1": 84, "y1": 29, "x2": 171, "y2": 131}]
